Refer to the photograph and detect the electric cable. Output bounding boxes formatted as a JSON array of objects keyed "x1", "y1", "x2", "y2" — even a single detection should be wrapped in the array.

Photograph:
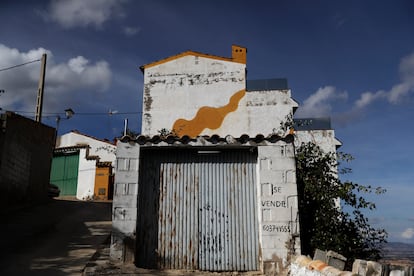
[{"x1": 0, "y1": 59, "x2": 41, "y2": 72}]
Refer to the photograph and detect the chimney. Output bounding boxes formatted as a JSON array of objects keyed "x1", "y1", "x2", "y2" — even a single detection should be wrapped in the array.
[{"x1": 232, "y1": 45, "x2": 247, "y2": 64}]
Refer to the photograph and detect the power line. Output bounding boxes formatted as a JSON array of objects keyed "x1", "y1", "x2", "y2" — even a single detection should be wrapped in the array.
[
  {"x1": 5, "y1": 110, "x2": 142, "y2": 116},
  {"x1": 0, "y1": 59, "x2": 41, "y2": 72}
]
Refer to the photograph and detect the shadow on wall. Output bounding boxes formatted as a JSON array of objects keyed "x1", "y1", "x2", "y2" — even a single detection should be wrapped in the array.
[{"x1": 0, "y1": 112, "x2": 56, "y2": 209}]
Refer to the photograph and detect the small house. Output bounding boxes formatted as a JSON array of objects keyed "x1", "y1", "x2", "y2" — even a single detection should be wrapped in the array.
[
  {"x1": 110, "y1": 45, "x2": 340, "y2": 275},
  {"x1": 51, "y1": 130, "x2": 116, "y2": 200}
]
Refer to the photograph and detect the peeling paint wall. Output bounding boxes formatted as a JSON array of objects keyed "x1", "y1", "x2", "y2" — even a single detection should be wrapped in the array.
[
  {"x1": 142, "y1": 55, "x2": 246, "y2": 137},
  {"x1": 113, "y1": 45, "x2": 303, "y2": 271},
  {"x1": 141, "y1": 48, "x2": 297, "y2": 138},
  {"x1": 294, "y1": 129, "x2": 342, "y2": 154}
]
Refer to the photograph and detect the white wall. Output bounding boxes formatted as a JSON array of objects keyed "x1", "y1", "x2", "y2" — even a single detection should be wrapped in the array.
[
  {"x1": 57, "y1": 131, "x2": 116, "y2": 164},
  {"x1": 142, "y1": 54, "x2": 299, "y2": 138},
  {"x1": 142, "y1": 55, "x2": 246, "y2": 137},
  {"x1": 294, "y1": 130, "x2": 342, "y2": 154},
  {"x1": 57, "y1": 131, "x2": 116, "y2": 200},
  {"x1": 76, "y1": 148, "x2": 96, "y2": 200}
]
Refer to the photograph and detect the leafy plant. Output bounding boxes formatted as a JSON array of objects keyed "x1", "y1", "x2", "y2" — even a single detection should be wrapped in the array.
[
  {"x1": 295, "y1": 142, "x2": 387, "y2": 267},
  {"x1": 119, "y1": 128, "x2": 139, "y2": 138},
  {"x1": 157, "y1": 128, "x2": 176, "y2": 138}
]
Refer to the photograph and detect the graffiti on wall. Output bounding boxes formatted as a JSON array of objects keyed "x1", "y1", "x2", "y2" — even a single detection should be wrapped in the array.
[{"x1": 172, "y1": 89, "x2": 246, "y2": 137}]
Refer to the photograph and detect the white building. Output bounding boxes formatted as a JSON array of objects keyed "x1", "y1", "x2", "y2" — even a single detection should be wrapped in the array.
[
  {"x1": 51, "y1": 130, "x2": 116, "y2": 200},
  {"x1": 56, "y1": 130, "x2": 117, "y2": 164},
  {"x1": 111, "y1": 45, "x2": 340, "y2": 275},
  {"x1": 293, "y1": 118, "x2": 342, "y2": 153}
]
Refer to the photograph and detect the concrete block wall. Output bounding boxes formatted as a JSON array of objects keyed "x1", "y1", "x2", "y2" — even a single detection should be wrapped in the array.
[
  {"x1": 0, "y1": 112, "x2": 55, "y2": 207},
  {"x1": 110, "y1": 141, "x2": 140, "y2": 262},
  {"x1": 257, "y1": 141, "x2": 301, "y2": 274}
]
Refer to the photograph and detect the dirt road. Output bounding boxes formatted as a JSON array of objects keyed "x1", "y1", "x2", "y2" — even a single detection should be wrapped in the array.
[{"x1": 0, "y1": 198, "x2": 112, "y2": 276}]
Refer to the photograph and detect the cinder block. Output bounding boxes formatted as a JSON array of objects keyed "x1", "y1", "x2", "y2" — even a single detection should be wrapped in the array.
[
  {"x1": 263, "y1": 261, "x2": 276, "y2": 275},
  {"x1": 326, "y1": 250, "x2": 346, "y2": 271},
  {"x1": 314, "y1": 249, "x2": 346, "y2": 271},
  {"x1": 314, "y1": 248, "x2": 327, "y2": 263}
]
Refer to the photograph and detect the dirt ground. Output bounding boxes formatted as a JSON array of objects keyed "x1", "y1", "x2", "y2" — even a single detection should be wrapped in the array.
[{"x1": 0, "y1": 198, "x2": 112, "y2": 276}]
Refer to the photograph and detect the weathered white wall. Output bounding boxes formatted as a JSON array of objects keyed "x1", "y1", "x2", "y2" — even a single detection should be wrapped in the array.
[
  {"x1": 141, "y1": 54, "x2": 297, "y2": 138},
  {"x1": 257, "y1": 142, "x2": 301, "y2": 274},
  {"x1": 294, "y1": 130, "x2": 341, "y2": 154},
  {"x1": 132, "y1": 46, "x2": 304, "y2": 271},
  {"x1": 76, "y1": 148, "x2": 96, "y2": 200},
  {"x1": 57, "y1": 131, "x2": 116, "y2": 164},
  {"x1": 142, "y1": 55, "x2": 246, "y2": 137}
]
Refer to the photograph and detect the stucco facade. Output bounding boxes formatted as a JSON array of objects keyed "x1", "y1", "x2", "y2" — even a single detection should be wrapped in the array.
[
  {"x1": 141, "y1": 45, "x2": 298, "y2": 138},
  {"x1": 111, "y1": 45, "x2": 310, "y2": 274}
]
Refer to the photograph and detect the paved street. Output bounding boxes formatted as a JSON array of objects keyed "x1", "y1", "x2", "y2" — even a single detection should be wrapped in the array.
[{"x1": 0, "y1": 198, "x2": 112, "y2": 276}]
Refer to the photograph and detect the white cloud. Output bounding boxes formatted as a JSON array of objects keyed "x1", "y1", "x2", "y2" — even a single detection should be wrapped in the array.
[
  {"x1": 353, "y1": 51, "x2": 414, "y2": 108},
  {"x1": 299, "y1": 51, "x2": 414, "y2": 125},
  {"x1": 401, "y1": 228, "x2": 414, "y2": 239},
  {"x1": 47, "y1": 58, "x2": 111, "y2": 92},
  {"x1": 0, "y1": 44, "x2": 111, "y2": 114},
  {"x1": 295, "y1": 86, "x2": 348, "y2": 117},
  {"x1": 123, "y1": 26, "x2": 140, "y2": 36},
  {"x1": 399, "y1": 52, "x2": 414, "y2": 83},
  {"x1": 355, "y1": 90, "x2": 386, "y2": 109},
  {"x1": 68, "y1": 56, "x2": 89, "y2": 73},
  {"x1": 47, "y1": 0, "x2": 126, "y2": 29}
]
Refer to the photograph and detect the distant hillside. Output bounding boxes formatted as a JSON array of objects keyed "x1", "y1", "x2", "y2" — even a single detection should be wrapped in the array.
[{"x1": 381, "y1": 242, "x2": 414, "y2": 265}]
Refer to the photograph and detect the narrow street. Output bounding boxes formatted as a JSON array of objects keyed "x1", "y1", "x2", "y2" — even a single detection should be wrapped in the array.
[{"x1": 0, "y1": 198, "x2": 112, "y2": 276}]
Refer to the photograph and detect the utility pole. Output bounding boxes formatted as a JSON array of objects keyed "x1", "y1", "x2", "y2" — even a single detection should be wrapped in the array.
[{"x1": 35, "y1": 54, "x2": 47, "y2": 122}]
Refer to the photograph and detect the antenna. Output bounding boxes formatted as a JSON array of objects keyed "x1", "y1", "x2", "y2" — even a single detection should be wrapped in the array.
[{"x1": 124, "y1": 118, "x2": 128, "y2": 136}]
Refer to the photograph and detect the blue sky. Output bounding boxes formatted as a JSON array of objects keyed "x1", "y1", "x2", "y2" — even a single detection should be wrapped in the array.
[{"x1": 1, "y1": 0, "x2": 413, "y2": 245}]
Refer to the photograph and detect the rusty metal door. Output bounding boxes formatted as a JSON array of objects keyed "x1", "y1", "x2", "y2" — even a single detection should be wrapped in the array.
[
  {"x1": 136, "y1": 148, "x2": 259, "y2": 271},
  {"x1": 197, "y1": 151, "x2": 259, "y2": 271}
]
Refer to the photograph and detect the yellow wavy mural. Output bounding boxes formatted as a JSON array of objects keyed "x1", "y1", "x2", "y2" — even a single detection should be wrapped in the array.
[{"x1": 172, "y1": 89, "x2": 246, "y2": 137}]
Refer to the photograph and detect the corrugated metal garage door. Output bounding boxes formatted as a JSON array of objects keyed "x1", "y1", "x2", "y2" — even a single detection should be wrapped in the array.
[{"x1": 136, "y1": 148, "x2": 259, "y2": 271}]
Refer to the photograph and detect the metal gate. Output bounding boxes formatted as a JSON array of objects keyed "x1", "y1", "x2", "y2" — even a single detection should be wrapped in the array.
[
  {"x1": 50, "y1": 153, "x2": 79, "y2": 196},
  {"x1": 136, "y1": 148, "x2": 259, "y2": 271}
]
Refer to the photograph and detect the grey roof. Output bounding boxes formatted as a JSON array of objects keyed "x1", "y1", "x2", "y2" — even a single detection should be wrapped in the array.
[
  {"x1": 118, "y1": 134, "x2": 294, "y2": 146},
  {"x1": 246, "y1": 78, "x2": 289, "y2": 91},
  {"x1": 293, "y1": 118, "x2": 332, "y2": 130}
]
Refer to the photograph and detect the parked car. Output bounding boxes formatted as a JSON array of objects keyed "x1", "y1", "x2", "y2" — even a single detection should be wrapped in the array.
[{"x1": 48, "y1": 183, "x2": 60, "y2": 198}]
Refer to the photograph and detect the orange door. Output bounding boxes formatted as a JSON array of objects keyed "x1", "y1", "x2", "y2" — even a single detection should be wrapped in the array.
[{"x1": 94, "y1": 166, "x2": 112, "y2": 200}]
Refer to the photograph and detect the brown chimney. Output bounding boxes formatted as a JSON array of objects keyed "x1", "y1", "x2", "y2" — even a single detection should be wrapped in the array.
[{"x1": 232, "y1": 45, "x2": 247, "y2": 64}]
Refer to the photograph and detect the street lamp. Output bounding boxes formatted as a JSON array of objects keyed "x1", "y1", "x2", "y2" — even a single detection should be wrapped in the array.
[{"x1": 56, "y1": 108, "x2": 75, "y2": 134}]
